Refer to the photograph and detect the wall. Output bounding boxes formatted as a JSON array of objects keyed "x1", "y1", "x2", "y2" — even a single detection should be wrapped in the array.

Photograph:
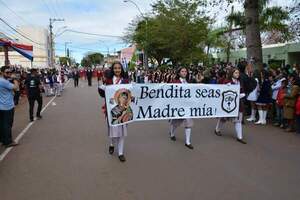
[{"x1": 0, "y1": 26, "x2": 50, "y2": 68}]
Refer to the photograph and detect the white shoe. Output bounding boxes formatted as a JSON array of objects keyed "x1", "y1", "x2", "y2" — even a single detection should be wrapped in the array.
[
  {"x1": 261, "y1": 120, "x2": 266, "y2": 125},
  {"x1": 255, "y1": 120, "x2": 262, "y2": 125},
  {"x1": 247, "y1": 117, "x2": 255, "y2": 122}
]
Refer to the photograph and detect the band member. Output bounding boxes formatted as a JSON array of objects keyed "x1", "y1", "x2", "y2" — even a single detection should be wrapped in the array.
[
  {"x1": 98, "y1": 61, "x2": 129, "y2": 162},
  {"x1": 86, "y1": 67, "x2": 93, "y2": 86},
  {"x1": 169, "y1": 67, "x2": 194, "y2": 149},
  {"x1": 72, "y1": 68, "x2": 80, "y2": 87},
  {"x1": 215, "y1": 68, "x2": 247, "y2": 144}
]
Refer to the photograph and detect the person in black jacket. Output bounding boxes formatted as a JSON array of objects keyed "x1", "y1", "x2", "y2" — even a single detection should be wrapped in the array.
[
  {"x1": 72, "y1": 68, "x2": 80, "y2": 87},
  {"x1": 25, "y1": 68, "x2": 43, "y2": 122},
  {"x1": 86, "y1": 67, "x2": 93, "y2": 86}
]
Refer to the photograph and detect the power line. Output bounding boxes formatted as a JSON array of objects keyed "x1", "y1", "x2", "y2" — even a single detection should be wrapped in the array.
[
  {"x1": 54, "y1": 0, "x2": 64, "y2": 19},
  {"x1": 41, "y1": 0, "x2": 55, "y2": 17},
  {"x1": 0, "y1": 0, "x2": 33, "y2": 26},
  {"x1": 64, "y1": 29, "x2": 123, "y2": 39},
  {"x1": 49, "y1": 0, "x2": 59, "y2": 18},
  {"x1": 0, "y1": 18, "x2": 46, "y2": 46}
]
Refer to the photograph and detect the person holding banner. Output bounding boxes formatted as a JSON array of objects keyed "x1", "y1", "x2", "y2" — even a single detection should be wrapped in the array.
[
  {"x1": 169, "y1": 67, "x2": 194, "y2": 149},
  {"x1": 98, "y1": 61, "x2": 129, "y2": 162},
  {"x1": 215, "y1": 68, "x2": 247, "y2": 144}
]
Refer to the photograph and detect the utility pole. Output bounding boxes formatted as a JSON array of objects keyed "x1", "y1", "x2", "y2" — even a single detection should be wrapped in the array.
[
  {"x1": 64, "y1": 42, "x2": 72, "y2": 57},
  {"x1": 49, "y1": 18, "x2": 64, "y2": 68}
]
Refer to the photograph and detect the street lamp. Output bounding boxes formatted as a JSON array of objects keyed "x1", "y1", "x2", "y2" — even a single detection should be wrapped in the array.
[
  {"x1": 124, "y1": 0, "x2": 144, "y2": 17},
  {"x1": 54, "y1": 26, "x2": 68, "y2": 38},
  {"x1": 123, "y1": 0, "x2": 148, "y2": 69},
  {"x1": 64, "y1": 41, "x2": 72, "y2": 57}
]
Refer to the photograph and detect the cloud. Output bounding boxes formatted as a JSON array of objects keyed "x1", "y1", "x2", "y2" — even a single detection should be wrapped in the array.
[
  {"x1": 0, "y1": 0, "x2": 292, "y2": 62},
  {"x1": 0, "y1": 0, "x2": 153, "y2": 61}
]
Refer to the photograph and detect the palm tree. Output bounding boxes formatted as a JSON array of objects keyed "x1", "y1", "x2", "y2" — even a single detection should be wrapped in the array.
[{"x1": 223, "y1": 0, "x2": 289, "y2": 70}]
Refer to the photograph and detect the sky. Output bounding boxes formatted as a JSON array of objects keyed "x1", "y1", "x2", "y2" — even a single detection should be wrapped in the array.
[
  {"x1": 0, "y1": 0, "x2": 155, "y2": 62},
  {"x1": 0, "y1": 0, "x2": 294, "y2": 63}
]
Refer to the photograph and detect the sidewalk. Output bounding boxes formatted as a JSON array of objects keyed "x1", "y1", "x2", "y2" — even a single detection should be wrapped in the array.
[{"x1": 0, "y1": 94, "x2": 57, "y2": 154}]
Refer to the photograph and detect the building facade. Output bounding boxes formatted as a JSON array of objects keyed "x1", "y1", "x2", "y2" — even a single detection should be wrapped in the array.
[
  {"x1": 214, "y1": 42, "x2": 300, "y2": 67},
  {"x1": 0, "y1": 26, "x2": 50, "y2": 69}
]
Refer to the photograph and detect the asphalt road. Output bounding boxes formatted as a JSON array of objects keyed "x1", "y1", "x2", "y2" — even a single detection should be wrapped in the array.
[{"x1": 1, "y1": 79, "x2": 300, "y2": 200}]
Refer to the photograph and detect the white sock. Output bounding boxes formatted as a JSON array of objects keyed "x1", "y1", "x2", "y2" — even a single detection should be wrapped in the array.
[
  {"x1": 263, "y1": 110, "x2": 267, "y2": 123},
  {"x1": 170, "y1": 123, "x2": 175, "y2": 137},
  {"x1": 216, "y1": 119, "x2": 224, "y2": 132},
  {"x1": 185, "y1": 128, "x2": 191, "y2": 145},
  {"x1": 251, "y1": 109, "x2": 256, "y2": 119},
  {"x1": 118, "y1": 137, "x2": 125, "y2": 156},
  {"x1": 235, "y1": 122, "x2": 243, "y2": 139},
  {"x1": 257, "y1": 110, "x2": 263, "y2": 123}
]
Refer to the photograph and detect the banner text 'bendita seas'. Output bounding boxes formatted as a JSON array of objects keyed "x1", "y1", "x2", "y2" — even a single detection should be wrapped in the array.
[{"x1": 105, "y1": 83, "x2": 240, "y2": 126}]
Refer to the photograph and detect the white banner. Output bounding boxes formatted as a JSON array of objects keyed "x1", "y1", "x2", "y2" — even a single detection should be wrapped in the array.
[{"x1": 105, "y1": 83, "x2": 240, "y2": 126}]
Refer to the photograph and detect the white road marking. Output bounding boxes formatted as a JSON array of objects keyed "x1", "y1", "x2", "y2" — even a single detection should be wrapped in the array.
[
  {"x1": 51, "y1": 102, "x2": 57, "y2": 106},
  {"x1": 0, "y1": 80, "x2": 70, "y2": 162}
]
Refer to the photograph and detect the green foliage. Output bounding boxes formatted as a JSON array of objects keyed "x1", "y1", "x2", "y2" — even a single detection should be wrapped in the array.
[
  {"x1": 59, "y1": 57, "x2": 71, "y2": 66},
  {"x1": 225, "y1": 4, "x2": 290, "y2": 39},
  {"x1": 80, "y1": 52, "x2": 104, "y2": 67},
  {"x1": 128, "y1": 53, "x2": 137, "y2": 71},
  {"x1": 125, "y1": 0, "x2": 209, "y2": 67}
]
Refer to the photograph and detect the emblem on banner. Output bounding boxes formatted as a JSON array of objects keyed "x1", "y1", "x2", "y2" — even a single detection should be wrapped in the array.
[
  {"x1": 221, "y1": 90, "x2": 238, "y2": 113},
  {"x1": 109, "y1": 88, "x2": 135, "y2": 125}
]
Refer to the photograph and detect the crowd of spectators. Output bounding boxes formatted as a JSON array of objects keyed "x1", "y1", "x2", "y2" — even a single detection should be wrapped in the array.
[{"x1": 125, "y1": 61, "x2": 300, "y2": 134}]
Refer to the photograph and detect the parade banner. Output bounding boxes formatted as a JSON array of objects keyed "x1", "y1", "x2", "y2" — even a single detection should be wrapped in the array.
[{"x1": 105, "y1": 83, "x2": 240, "y2": 126}]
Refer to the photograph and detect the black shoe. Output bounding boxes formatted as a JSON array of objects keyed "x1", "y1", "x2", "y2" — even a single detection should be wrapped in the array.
[
  {"x1": 185, "y1": 143, "x2": 194, "y2": 149},
  {"x1": 4, "y1": 141, "x2": 19, "y2": 148},
  {"x1": 37, "y1": 115, "x2": 42, "y2": 120},
  {"x1": 237, "y1": 138, "x2": 247, "y2": 144},
  {"x1": 118, "y1": 155, "x2": 126, "y2": 162},
  {"x1": 170, "y1": 136, "x2": 176, "y2": 141},
  {"x1": 30, "y1": 118, "x2": 34, "y2": 122},
  {"x1": 214, "y1": 130, "x2": 222, "y2": 136},
  {"x1": 109, "y1": 146, "x2": 114, "y2": 154}
]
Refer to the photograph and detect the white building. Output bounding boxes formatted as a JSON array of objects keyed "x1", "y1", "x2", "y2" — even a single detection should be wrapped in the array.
[{"x1": 0, "y1": 26, "x2": 50, "y2": 68}]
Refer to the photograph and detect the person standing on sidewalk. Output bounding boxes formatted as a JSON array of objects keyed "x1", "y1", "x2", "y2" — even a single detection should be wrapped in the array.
[
  {"x1": 0, "y1": 66, "x2": 19, "y2": 147},
  {"x1": 25, "y1": 68, "x2": 43, "y2": 122}
]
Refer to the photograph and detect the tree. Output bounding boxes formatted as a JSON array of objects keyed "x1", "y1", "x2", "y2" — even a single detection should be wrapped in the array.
[
  {"x1": 59, "y1": 56, "x2": 71, "y2": 66},
  {"x1": 288, "y1": 1, "x2": 300, "y2": 42},
  {"x1": 205, "y1": 27, "x2": 227, "y2": 63},
  {"x1": 125, "y1": 0, "x2": 209, "y2": 67},
  {"x1": 80, "y1": 52, "x2": 104, "y2": 67},
  {"x1": 221, "y1": 0, "x2": 290, "y2": 70},
  {"x1": 242, "y1": 0, "x2": 262, "y2": 70}
]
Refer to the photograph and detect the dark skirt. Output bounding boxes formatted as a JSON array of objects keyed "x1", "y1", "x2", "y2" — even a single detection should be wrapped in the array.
[{"x1": 256, "y1": 80, "x2": 272, "y2": 104}]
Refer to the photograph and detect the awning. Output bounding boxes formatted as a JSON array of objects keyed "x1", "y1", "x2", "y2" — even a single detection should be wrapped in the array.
[{"x1": 0, "y1": 38, "x2": 33, "y2": 61}]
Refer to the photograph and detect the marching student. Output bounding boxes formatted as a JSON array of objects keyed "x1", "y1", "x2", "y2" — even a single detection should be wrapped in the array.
[
  {"x1": 215, "y1": 68, "x2": 247, "y2": 144},
  {"x1": 98, "y1": 61, "x2": 129, "y2": 162},
  {"x1": 169, "y1": 67, "x2": 194, "y2": 149}
]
